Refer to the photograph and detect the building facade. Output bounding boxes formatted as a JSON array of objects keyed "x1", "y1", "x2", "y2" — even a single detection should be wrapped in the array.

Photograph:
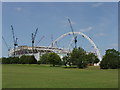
[{"x1": 9, "y1": 45, "x2": 69, "y2": 61}]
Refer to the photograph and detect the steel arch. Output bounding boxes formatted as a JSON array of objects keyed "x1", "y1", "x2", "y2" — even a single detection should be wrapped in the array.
[{"x1": 49, "y1": 32, "x2": 102, "y2": 61}]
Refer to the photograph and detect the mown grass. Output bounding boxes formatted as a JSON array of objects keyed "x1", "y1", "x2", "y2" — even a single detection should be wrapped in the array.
[{"x1": 2, "y1": 64, "x2": 118, "y2": 88}]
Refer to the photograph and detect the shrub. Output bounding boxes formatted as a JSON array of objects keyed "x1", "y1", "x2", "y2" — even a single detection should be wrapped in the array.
[
  {"x1": 10, "y1": 57, "x2": 20, "y2": 64},
  {"x1": 62, "y1": 55, "x2": 71, "y2": 66},
  {"x1": 48, "y1": 53, "x2": 61, "y2": 66},
  {"x1": 19, "y1": 55, "x2": 37, "y2": 64},
  {"x1": 2, "y1": 57, "x2": 19, "y2": 64},
  {"x1": 19, "y1": 55, "x2": 27, "y2": 64},
  {"x1": 100, "y1": 49, "x2": 119, "y2": 69},
  {"x1": 28, "y1": 55, "x2": 37, "y2": 64},
  {"x1": 2, "y1": 57, "x2": 10, "y2": 64},
  {"x1": 38, "y1": 53, "x2": 49, "y2": 64}
]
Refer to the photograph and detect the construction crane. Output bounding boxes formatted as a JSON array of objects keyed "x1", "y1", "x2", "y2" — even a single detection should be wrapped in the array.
[
  {"x1": 11, "y1": 25, "x2": 18, "y2": 57},
  {"x1": 2, "y1": 36, "x2": 11, "y2": 56},
  {"x1": 36, "y1": 36, "x2": 45, "y2": 46},
  {"x1": 31, "y1": 28, "x2": 38, "y2": 54},
  {"x1": 68, "y1": 18, "x2": 77, "y2": 48},
  {"x1": 51, "y1": 34, "x2": 53, "y2": 47}
]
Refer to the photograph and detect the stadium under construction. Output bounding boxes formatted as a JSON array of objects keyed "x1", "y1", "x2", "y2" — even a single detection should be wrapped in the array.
[
  {"x1": 3, "y1": 19, "x2": 102, "y2": 62},
  {"x1": 9, "y1": 45, "x2": 69, "y2": 61},
  {"x1": 8, "y1": 31, "x2": 102, "y2": 62}
]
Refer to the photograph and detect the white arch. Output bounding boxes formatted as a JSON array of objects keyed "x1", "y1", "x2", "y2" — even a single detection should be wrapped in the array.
[{"x1": 49, "y1": 32, "x2": 102, "y2": 61}]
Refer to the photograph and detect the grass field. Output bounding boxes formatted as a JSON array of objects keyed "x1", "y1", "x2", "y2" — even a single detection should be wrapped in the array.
[{"x1": 2, "y1": 64, "x2": 118, "y2": 88}]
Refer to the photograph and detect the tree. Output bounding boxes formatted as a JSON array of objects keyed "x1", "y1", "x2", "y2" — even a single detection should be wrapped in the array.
[
  {"x1": 28, "y1": 55, "x2": 37, "y2": 64},
  {"x1": 19, "y1": 55, "x2": 37, "y2": 64},
  {"x1": 19, "y1": 55, "x2": 27, "y2": 64},
  {"x1": 86, "y1": 53, "x2": 99, "y2": 66},
  {"x1": 77, "y1": 55, "x2": 88, "y2": 68},
  {"x1": 70, "y1": 47, "x2": 88, "y2": 68},
  {"x1": 38, "y1": 53, "x2": 49, "y2": 64},
  {"x1": 100, "y1": 49, "x2": 119, "y2": 69},
  {"x1": 100, "y1": 56, "x2": 109, "y2": 69},
  {"x1": 2, "y1": 57, "x2": 20, "y2": 64},
  {"x1": 10, "y1": 57, "x2": 19, "y2": 64},
  {"x1": 118, "y1": 57, "x2": 120, "y2": 68},
  {"x1": 48, "y1": 53, "x2": 61, "y2": 66},
  {"x1": 94, "y1": 57, "x2": 100, "y2": 64},
  {"x1": 70, "y1": 47, "x2": 86, "y2": 65},
  {"x1": 0, "y1": 58, "x2": 2, "y2": 64},
  {"x1": 62, "y1": 55, "x2": 71, "y2": 66},
  {"x1": 2, "y1": 57, "x2": 10, "y2": 64}
]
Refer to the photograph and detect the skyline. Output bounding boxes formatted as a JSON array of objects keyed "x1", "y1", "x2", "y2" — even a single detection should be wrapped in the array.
[{"x1": 2, "y1": 2, "x2": 118, "y2": 57}]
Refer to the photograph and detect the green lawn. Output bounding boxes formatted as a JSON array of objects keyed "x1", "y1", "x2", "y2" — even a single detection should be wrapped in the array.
[{"x1": 2, "y1": 64, "x2": 118, "y2": 88}]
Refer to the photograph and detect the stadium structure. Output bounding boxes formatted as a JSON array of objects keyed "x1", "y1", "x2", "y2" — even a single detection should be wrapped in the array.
[
  {"x1": 8, "y1": 31, "x2": 102, "y2": 62},
  {"x1": 9, "y1": 45, "x2": 69, "y2": 61},
  {"x1": 3, "y1": 19, "x2": 102, "y2": 64}
]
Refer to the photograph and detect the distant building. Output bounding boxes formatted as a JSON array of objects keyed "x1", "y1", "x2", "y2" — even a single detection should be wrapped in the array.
[{"x1": 9, "y1": 45, "x2": 69, "y2": 61}]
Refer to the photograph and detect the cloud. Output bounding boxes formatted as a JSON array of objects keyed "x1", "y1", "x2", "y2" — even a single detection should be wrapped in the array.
[
  {"x1": 79, "y1": 27, "x2": 93, "y2": 32},
  {"x1": 92, "y1": 3, "x2": 103, "y2": 8},
  {"x1": 16, "y1": 7, "x2": 22, "y2": 11},
  {"x1": 94, "y1": 33, "x2": 106, "y2": 37}
]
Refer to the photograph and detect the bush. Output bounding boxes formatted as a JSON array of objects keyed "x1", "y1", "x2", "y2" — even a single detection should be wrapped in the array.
[
  {"x1": 85, "y1": 53, "x2": 99, "y2": 66},
  {"x1": 48, "y1": 53, "x2": 61, "y2": 66},
  {"x1": 77, "y1": 56, "x2": 88, "y2": 68},
  {"x1": 2, "y1": 55, "x2": 37, "y2": 64},
  {"x1": 94, "y1": 58, "x2": 100, "y2": 64},
  {"x1": 38, "y1": 53, "x2": 49, "y2": 64},
  {"x1": 2, "y1": 57, "x2": 10, "y2": 64},
  {"x1": 2, "y1": 57, "x2": 19, "y2": 64},
  {"x1": 62, "y1": 55, "x2": 71, "y2": 66},
  {"x1": 118, "y1": 59, "x2": 120, "y2": 68},
  {"x1": 28, "y1": 55, "x2": 37, "y2": 64},
  {"x1": 100, "y1": 49, "x2": 119, "y2": 69},
  {"x1": 19, "y1": 55, "x2": 27, "y2": 64},
  {"x1": 10, "y1": 57, "x2": 20, "y2": 64},
  {"x1": 0, "y1": 58, "x2": 2, "y2": 64},
  {"x1": 19, "y1": 55, "x2": 37, "y2": 64},
  {"x1": 100, "y1": 57, "x2": 109, "y2": 69}
]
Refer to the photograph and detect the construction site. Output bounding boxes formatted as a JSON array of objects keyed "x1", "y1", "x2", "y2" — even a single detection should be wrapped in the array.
[{"x1": 2, "y1": 19, "x2": 102, "y2": 61}]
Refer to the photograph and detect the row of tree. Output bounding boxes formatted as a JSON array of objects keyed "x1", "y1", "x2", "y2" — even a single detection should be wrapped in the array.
[
  {"x1": 39, "y1": 47, "x2": 120, "y2": 69},
  {"x1": 1, "y1": 47, "x2": 120, "y2": 69},
  {"x1": 2, "y1": 55, "x2": 37, "y2": 64},
  {"x1": 39, "y1": 47, "x2": 99, "y2": 68}
]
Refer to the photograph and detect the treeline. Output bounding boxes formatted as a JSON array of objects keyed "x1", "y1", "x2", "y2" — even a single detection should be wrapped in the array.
[
  {"x1": 1, "y1": 47, "x2": 120, "y2": 69},
  {"x1": 2, "y1": 55, "x2": 37, "y2": 64},
  {"x1": 39, "y1": 47, "x2": 120, "y2": 69},
  {"x1": 0, "y1": 58, "x2": 2, "y2": 64},
  {"x1": 39, "y1": 47, "x2": 99, "y2": 68}
]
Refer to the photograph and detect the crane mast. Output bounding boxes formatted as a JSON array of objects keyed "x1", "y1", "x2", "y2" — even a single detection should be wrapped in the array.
[
  {"x1": 51, "y1": 34, "x2": 54, "y2": 47},
  {"x1": 2, "y1": 36, "x2": 11, "y2": 56},
  {"x1": 36, "y1": 36, "x2": 45, "y2": 46},
  {"x1": 11, "y1": 25, "x2": 18, "y2": 57},
  {"x1": 32, "y1": 28, "x2": 38, "y2": 54},
  {"x1": 68, "y1": 19, "x2": 77, "y2": 48}
]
